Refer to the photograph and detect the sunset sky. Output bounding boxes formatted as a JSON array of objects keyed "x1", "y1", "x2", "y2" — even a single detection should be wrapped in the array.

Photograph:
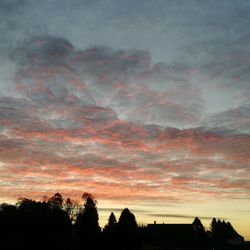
[{"x1": 0, "y1": 0, "x2": 250, "y2": 240}]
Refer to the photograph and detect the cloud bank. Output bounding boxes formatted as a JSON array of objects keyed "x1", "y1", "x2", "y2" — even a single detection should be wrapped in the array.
[{"x1": 0, "y1": 36, "x2": 249, "y2": 206}]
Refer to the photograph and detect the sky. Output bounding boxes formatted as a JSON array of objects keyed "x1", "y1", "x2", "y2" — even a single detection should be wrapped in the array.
[{"x1": 0, "y1": 0, "x2": 250, "y2": 239}]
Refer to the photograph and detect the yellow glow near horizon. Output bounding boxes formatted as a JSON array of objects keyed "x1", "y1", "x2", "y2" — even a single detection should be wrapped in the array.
[
  {"x1": 1, "y1": 194, "x2": 249, "y2": 240},
  {"x1": 97, "y1": 198, "x2": 250, "y2": 241}
]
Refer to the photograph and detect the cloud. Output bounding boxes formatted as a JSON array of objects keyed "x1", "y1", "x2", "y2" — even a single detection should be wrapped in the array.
[
  {"x1": 1, "y1": 113, "x2": 250, "y2": 203},
  {"x1": 0, "y1": 34, "x2": 249, "y2": 205},
  {"x1": 71, "y1": 47, "x2": 204, "y2": 127},
  {"x1": 147, "y1": 213, "x2": 226, "y2": 221},
  {"x1": 10, "y1": 37, "x2": 76, "y2": 67},
  {"x1": 3, "y1": 37, "x2": 205, "y2": 128},
  {"x1": 204, "y1": 105, "x2": 250, "y2": 134},
  {"x1": 99, "y1": 207, "x2": 147, "y2": 213}
]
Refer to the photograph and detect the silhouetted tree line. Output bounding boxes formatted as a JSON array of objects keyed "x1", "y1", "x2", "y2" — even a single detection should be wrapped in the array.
[
  {"x1": 0, "y1": 193, "x2": 246, "y2": 250},
  {"x1": 209, "y1": 218, "x2": 245, "y2": 247}
]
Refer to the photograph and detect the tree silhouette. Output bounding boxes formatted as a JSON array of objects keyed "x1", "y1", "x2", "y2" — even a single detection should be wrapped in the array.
[
  {"x1": 209, "y1": 217, "x2": 244, "y2": 247},
  {"x1": 193, "y1": 217, "x2": 204, "y2": 233},
  {"x1": 64, "y1": 197, "x2": 77, "y2": 221},
  {"x1": 16, "y1": 196, "x2": 73, "y2": 249},
  {"x1": 210, "y1": 218, "x2": 217, "y2": 237},
  {"x1": 49, "y1": 204, "x2": 73, "y2": 249},
  {"x1": 108, "y1": 212, "x2": 117, "y2": 227},
  {"x1": 192, "y1": 217, "x2": 208, "y2": 246},
  {"x1": 48, "y1": 192, "x2": 63, "y2": 209},
  {"x1": 103, "y1": 212, "x2": 118, "y2": 249},
  {"x1": 117, "y1": 208, "x2": 138, "y2": 249},
  {"x1": 74, "y1": 193, "x2": 101, "y2": 249},
  {"x1": 0, "y1": 203, "x2": 19, "y2": 249},
  {"x1": 104, "y1": 212, "x2": 117, "y2": 233},
  {"x1": 118, "y1": 208, "x2": 137, "y2": 231}
]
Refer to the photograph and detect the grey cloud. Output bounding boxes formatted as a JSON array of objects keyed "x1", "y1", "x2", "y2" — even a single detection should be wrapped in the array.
[
  {"x1": 6, "y1": 36, "x2": 205, "y2": 128},
  {"x1": 71, "y1": 47, "x2": 204, "y2": 127},
  {"x1": 186, "y1": 34, "x2": 250, "y2": 112},
  {"x1": 73, "y1": 46, "x2": 151, "y2": 81},
  {"x1": 10, "y1": 37, "x2": 76, "y2": 67},
  {"x1": 74, "y1": 153, "x2": 120, "y2": 168},
  {"x1": 204, "y1": 105, "x2": 250, "y2": 134},
  {"x1": 99, "y1": 207, "x2": 147, "y2": 213},
  {"x1": 0, "y1": 97, "x2": 49, "y2": 131},
  {"x1": 8, "y1": 39, "x2": 143, "y2": 106},
  {"x1": 147, "y1": 213, "x2": 226, "y2": 221},
  {"x1": 13, "y1": 68, "x2": 94, "y2": 105}
]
